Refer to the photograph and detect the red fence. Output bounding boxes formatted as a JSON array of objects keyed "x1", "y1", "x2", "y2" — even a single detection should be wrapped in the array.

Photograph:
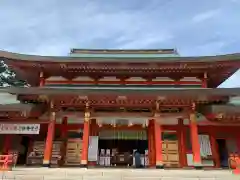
[
  {"x1": 228, "y1": 153, "x2": 240, "y2": 174},
  {"x1": 0, "y1": 155, "x2": 13, "y2": 171}
]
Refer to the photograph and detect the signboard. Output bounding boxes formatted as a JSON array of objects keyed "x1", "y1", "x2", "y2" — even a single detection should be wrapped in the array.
[
  {"x1": 0, "y1": 124, "x2": 40, "y2": 134},
  {"x1": 88, "y1": 136, "x2": 99, "y2": 161}
]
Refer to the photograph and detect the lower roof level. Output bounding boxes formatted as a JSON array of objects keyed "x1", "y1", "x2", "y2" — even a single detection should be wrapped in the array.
[
  {"x1": 3, "y1": 87, "x2": 240, "y2": 96},
  {"x1": 0, "y1": 87, "x2": 239, "y2": 124}
]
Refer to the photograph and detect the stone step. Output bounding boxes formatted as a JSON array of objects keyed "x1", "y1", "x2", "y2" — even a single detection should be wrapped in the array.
[{"x1": 2, "y1": 177, "x2": 240, "y2": 180}]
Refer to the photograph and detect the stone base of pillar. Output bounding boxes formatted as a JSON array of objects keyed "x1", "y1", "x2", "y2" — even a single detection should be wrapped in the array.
[
  {"x1": 156, "y1": 165, "x2": 164, "y2": 169},
  {"x1": 194, "y1": 162, "x2": 203, "y2": 169},
  {"x1": 42, "y1": 164, "x2": 50, "y2": 167},
  {"x1": 156, "y1": 161, "x2": 164, "y2": 169},
  {"x1": 42, "y1": 160, "x2": 50, "y2": 167},
  {"x1": 80, "y1": 159, "x2": 88, "y2": 168},
  {"x1": 80, "y1": 164, "x2": 88, "y2": 168},
  {"x1": 61, "y1": 164, "x2": 88, "y2": 168}
]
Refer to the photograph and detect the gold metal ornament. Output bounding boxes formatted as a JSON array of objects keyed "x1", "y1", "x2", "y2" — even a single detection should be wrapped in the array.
[
  {"x1": 84, "y1": 111, "x2": 90, "y2": 122},
  {"x1": 190, "y1": 113, "x2": 196, "y2": 123},
  {"x1": 216, "y1": 113, "x2": 223, "y2": 119},
  {"x1": 39, "y1": 71, "x2": 44, "y2": 78},
  {"x1": 38, "y1": 95, "x2": 49, "y2": 102}
]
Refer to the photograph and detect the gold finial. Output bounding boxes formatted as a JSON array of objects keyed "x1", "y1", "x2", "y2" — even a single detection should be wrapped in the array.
[
  {"x1": 38, "y1": 95, "x2": 49, "y2": 102},
  {"x1": 60, "y1": 63, "x2": 67, "y2": 68},
  {"x1": 191, "y1": 102, "x2": 196, "y2": 111},
  {"x1": 50, "y1": 100, "x2": 54, "y2": 109},
  {"x1": 84, "y1": 111, "x2": 90, "y2": 122},
  {"x1": 39, "y1": 72, "x2": 44, "y2": 78},
  {"x1": 51, "y1": 112, "x2": 56, "y2": 120},
  {"x1": 204, "y1": 72, "x2": 208, "y2": 79},
  {"x1": 21, "y1": 111, "x2": 27, "y2": 117},
  {"x1": 86, "y1": 101, "x2": 89, "y2": 109},
  {"x1": 156, "y1": 101, "x2": 160, "y2": 112},
  {"x1": 216, "y1": 113, "x2": 223, "y2": 119}
]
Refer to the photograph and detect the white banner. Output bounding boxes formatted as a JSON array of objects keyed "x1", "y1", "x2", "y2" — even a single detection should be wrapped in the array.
[
  {"x1": 0, "y1": 124, "x2": 40, "y2": 134},
  {"x1": 88, "y1": 136, "x2": 99, "y2": 161},
  {"x1": 198, "y1": 134, "x2": 212, "y2": 157}
]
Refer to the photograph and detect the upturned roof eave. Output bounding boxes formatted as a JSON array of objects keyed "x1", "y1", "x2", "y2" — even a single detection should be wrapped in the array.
[
  {"x1": 1, "y1": 87, "x2": 240, "y2": 97},
  {"x1": 1, "y1": 50, "x2": 240, "y2": 63}
]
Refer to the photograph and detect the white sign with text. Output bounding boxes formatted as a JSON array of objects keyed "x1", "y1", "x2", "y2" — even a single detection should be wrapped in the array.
[
  {"x1": 0, "y1": 124, "x2": 40, "y2": 134},
  {"x1": 88, "y1": 136, "x2": 99, "y2": 161}
]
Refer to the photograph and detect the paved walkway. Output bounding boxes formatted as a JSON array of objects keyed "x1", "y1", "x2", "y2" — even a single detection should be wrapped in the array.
[{"x1": 0, "y1": 168, "x2": 239, "y2": 180}]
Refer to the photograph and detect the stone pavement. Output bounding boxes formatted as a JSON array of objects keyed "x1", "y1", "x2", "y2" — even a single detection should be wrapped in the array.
[{"x1": 0, "y1": 168, "x2": 239, "y2": 180}]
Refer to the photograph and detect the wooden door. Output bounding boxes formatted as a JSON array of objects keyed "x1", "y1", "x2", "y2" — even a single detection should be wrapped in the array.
[
  {"x1": 65, "y1": 139, "x2": 83, "y2": 165},
  {"x1": 162, "y1": 131, "x2": 179, "y2": 167}
]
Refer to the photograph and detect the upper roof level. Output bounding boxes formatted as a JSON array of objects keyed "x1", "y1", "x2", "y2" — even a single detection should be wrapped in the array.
[
  {"x1": 0, "y1": 49, "x2": 240, "y2": 87},
  {"x1": 69, "y1": 48, "x2": 179, "y2": 58}
]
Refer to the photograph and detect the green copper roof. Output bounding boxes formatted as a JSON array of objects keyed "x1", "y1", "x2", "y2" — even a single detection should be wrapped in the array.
[
  {"x1": 1, "y1": 50, "x2": 240, "y2": 62},
  {"x1": 3, "y1": 87, "x2": 240, "y2": 97},
  {"x1": 69, "y1": 53, "x2": 179, "y2": 58}
]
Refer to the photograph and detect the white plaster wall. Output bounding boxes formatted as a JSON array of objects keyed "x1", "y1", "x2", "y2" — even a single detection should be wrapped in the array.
[
  {"x1": 40, "y1": 111, "x2": 185, "y2": 125},
  {"x1": 180, "y1": 77, "x2": 201, "y2": 82},
  {"x1": 45, "y1": 76, "x2": 68, "y2": 81},
  {"x1": 125, "y1": 77, "x2": 146, "y2": 81}
]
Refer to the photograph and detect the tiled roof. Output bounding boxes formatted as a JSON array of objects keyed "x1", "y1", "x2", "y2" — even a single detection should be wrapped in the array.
[{"x1": 1, "y1": 50, "x2": 240, "y2": 62}]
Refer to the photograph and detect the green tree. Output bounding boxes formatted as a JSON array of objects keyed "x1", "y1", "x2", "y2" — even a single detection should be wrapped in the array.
[{"x1": 0, "y1": 61, "x2": 28, "y2": 87}]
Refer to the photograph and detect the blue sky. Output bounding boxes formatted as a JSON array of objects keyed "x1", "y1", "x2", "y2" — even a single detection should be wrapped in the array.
[{"x1": 0, "y1": 0, "x2": 240, "y2": 87}]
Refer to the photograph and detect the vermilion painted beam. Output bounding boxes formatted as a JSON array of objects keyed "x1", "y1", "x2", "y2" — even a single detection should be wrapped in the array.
[
  {"x1": 99, "y1": 125, "x2": 145, "y2": 130},
  {"x1": 62, "y1": 104, "x2": 191, "y2": 108},
  {"x1": 45, "y1": 80, "x2": 202, "y2": 85}
]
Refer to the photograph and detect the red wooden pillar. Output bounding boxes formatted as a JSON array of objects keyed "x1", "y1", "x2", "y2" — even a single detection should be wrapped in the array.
[
  {"x1": 3, "y1": 135, "x2": 12, "y2": 154},
  {"x1": 26, "y1": 138, "x2": 34, "y2": 165},
  {"x1": 179, "y1": 119, "x2": 187, "y2": 167},
  {"x1": 39, "y1": 72, "x2": 45, "y2": 86},
  {"x1": 90, "y1": 119, "x2": 98, "y2": 136},
  {"x1": 60, "y1": 116, "x2": 68, "y2": 165},
  {"x1": 154, "y1": 119, "x2": 163, "y2": 168},
  {"x1": 147, "y1": 120, "x2": 151, "y2": 166},
  {"x1": 148, "y1": 119, "x2": 154, "y2": 167},
  {"x1": 236, "y1": 134, "x2": 240, "y2": 155},
  {"x1": 201, "y1": 72, "x2": 208, "y2": 88},
  {"x1": 61, "y1": 116, "x2": 68, "y2": 138},
  {"x1": 43, "y1": 107, "x2": 56, "y2": 167},
  {"x1": 189, "y1": 105, "x2": 202, "y2": 168},
  {"x1": 81, "y1": 110, "x2": 90, "y2": 166},
  {"x1": 209, "y1": 133, "x2": 220, "y2": 168}
]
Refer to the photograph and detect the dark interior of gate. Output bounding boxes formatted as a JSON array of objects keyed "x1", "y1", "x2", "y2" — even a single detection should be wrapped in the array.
[{"x1": 97, "y1": 129, "x2": 148, "y2": 167}]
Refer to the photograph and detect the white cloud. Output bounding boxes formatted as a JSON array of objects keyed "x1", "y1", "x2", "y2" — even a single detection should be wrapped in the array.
[
  {"x1": 192, "y1": 9, "x2": 221, "y2": 23},
  {"x1": 117, "y1": 33, "x2": 173, "y2": 49}
]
